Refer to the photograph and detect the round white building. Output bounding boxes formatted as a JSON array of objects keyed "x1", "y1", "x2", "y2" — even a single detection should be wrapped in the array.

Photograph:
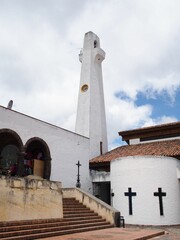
[
  {"x1": 90, "y1": 122, "x2": 180, "y2": 225},
  {"x1": 111, "y1": 155, "x2": 180, "y2": 225}
]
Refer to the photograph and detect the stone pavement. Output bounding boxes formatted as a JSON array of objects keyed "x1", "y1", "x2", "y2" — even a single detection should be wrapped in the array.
[
  {"x1": 41, "y1": 226, "x2": 180, "y2": 240},
  {"x1": 41, "y1": 227, "x2": 166, "y2": 240},
  {"x1": 151, "y1": 226, "x2": 180, "y2": 240}
]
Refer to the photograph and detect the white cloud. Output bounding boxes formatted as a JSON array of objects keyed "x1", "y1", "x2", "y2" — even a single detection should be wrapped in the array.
[
  {"x1": 106, "y1": 96, "x2": 152, "y2": 146},
  {"x1": 0, "y1": 0, "x2": 180, "y2": 148},
  {"x1": 99, "y1": 0, "x2": 180, "y2": 100},
  {"x1": 142, "y1": 73, "x2": 180, "y2": 103},
  {"x1": 142, "y1": 115, "x2": 177, "y2": 128}
]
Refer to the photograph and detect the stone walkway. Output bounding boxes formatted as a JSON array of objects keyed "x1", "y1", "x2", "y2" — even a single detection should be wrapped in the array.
[
  {"x1": 151, "y1": 226, "x2": 180, "y2": 240},
  {"x1": 41, "y1": 226, "x2": 180, "y2": 240},
  {"x1": 42, "y1": 227, "x2": 166, "y2": 240}
]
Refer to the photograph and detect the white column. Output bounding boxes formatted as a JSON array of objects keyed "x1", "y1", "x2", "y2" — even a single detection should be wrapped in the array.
[{"x1": 75, "y1": 32, "x2": 108, "y2": 158}]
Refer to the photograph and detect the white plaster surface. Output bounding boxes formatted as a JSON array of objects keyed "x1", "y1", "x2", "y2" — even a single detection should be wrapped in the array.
[
  {"x1": 129, "y1": 138, "x2": 140, "y2": 145},
  {"x1": 91, "y1": 170, "x2": 110, "y2": 182},
  {"x1": 111, "y1": 156, "x2": 180, "y2": 225},
  {"x1": 140, "y1": 136, "x2": 180, "y2": 144},
  {"x1": 177, "y1": 166, "x2": 180, "y2": 179},
  {"x1": 75, "y1": 32, "x2": 108, "y2": 158}
]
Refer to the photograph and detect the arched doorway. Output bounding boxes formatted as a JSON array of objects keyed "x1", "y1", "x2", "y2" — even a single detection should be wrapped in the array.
[
  {"x1": 24, "y1": 138, "x2": 51, "y2": 180},
  {"x1": 0, "y1": 129, "x2": 23, "y2": 176}
]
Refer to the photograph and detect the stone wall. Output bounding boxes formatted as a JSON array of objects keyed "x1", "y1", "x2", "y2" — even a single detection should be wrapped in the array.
[{"x1": 0, "y1": 176, "x2": 63, "y2": 221}]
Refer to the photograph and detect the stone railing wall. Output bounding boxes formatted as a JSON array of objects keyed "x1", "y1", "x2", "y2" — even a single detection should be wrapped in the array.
[
  {"x1": 62, "y1": 187, "x2": 120, "y2": 227},
  {"x1": 0, "y1": 176, "x2": 63, "y2": 221}
]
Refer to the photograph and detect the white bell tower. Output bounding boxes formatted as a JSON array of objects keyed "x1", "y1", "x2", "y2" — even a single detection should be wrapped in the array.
[{"x1": 75, "y1": 31, "x2": 108, "y2": 158}]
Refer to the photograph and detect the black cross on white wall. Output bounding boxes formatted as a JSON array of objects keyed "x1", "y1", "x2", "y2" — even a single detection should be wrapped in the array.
[
  {"x1": 154, "y1": 188, "x2": 167, "y2": 216},
  {"x1": 124, "y1": 187, "x2": 137, "y2": 215},
  {"x1": 76, "y1": 161, "x2": 82, "y2": 188}
]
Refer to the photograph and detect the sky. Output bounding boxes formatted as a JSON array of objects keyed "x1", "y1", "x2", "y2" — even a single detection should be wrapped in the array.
[{"x1": 0, "y1": 0, "x2": 180, "y2": 149}]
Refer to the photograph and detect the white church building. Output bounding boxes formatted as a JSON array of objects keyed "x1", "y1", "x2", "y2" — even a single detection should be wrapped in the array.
[
  {"x1": 90, "y1": 122, "x2": 180, "y2": 225},
  {"x1": 0, "y1": 32, "x2": 179, "y2": 226}
]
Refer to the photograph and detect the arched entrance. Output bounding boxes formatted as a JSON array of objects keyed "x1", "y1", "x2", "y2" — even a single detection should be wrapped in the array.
[
  {"x1": 24, "y1": 138, "x2": 51, "y2": 180},
  {"x1": 0, "y1": 129, "x2": 23, "y2": 176}
]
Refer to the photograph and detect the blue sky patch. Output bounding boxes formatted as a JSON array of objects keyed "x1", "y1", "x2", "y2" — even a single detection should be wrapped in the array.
[
  {"x1": 115, "y1": 91, "x2": 132, "y2": 101},
  {"x1": 135, "y1": 89, "x2": 180, "y2": 120}
]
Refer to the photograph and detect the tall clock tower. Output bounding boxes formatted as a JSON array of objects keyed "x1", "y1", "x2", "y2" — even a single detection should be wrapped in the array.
[{"x1": 75, "y1": 31, "x2": 108, "y2": 158}]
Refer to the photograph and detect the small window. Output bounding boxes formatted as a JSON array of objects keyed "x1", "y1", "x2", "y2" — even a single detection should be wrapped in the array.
[{"x1": 94, "y1": 40, "x2": 97, "y2": 48}]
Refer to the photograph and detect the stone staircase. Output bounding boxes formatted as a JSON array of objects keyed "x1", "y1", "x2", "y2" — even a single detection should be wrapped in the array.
[{"x1": 0, "y1": 197, "x2": 114, "y2": 239}]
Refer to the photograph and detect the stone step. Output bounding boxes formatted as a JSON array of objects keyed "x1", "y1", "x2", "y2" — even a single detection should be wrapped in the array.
[
  {"x1": 62, "y1": 197, "x2": 76, "y2": 201},
  {"x1": 63, "y1": 208, "x2": 94, "y2": 214},
  {"x1": 0, "y1": 197, "x2": 113, "y2": 239},
  {"x1": 0, "y1": 218, "x2": 63, "y2": 227},
  {"x1": 62, "y1": 215, "x2": 102, "y2": 221},
  {"x1": 63, "y1": 203, "x2": 85, "y2": 207},
  {"x1": 63, "y1": 207, "x2": 88, "y2": 211},
  {"x1": 2, "y1": 224, "x2": 114, "y2": 240},
  {"x1": 0, "y1": 215, "x2": 102, "y2": 228},
  {"x1": 0, "y1": 218, "x2": 106, "y2": 232},
  {"x1": 63, "y1": 204, "x2": 88, "y2": 208},
  {"x1": 0, "y1": 221, "x2": 111, "y2": 238},
  {"x1": 63, "y1": 213, "x2": 99, "y2": 218},
  {"x1": 62, "y1": 199, "x2": 84, "y2": 205}
]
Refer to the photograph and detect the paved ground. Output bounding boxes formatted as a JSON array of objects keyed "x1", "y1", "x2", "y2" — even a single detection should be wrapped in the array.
[
  {"x1": 150, "y1": 226, "x2": 180, "y2": 240},
  {"x1": 41, "y1": 226, "x2": 180, "y2": 240}
]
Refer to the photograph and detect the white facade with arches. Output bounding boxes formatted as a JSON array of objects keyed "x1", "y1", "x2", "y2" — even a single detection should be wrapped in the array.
[{"x1": 0, "y1": 106, "x2": 91, "y2": 190}]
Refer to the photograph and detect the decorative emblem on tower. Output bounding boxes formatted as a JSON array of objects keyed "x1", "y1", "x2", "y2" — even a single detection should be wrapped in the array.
[{"x1": 81, "y1": 84, "x2": 88, "y2": 92}]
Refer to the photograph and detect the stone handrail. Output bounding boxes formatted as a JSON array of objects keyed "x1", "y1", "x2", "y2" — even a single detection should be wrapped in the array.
[{"x1": 62, "y1": 188, "x2": 120, "y2": 227}]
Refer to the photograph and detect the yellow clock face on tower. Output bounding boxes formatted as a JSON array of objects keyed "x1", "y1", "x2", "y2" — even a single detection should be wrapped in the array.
[{"x1": 81, "y1": 84, "x2": 88, "y2": 92}]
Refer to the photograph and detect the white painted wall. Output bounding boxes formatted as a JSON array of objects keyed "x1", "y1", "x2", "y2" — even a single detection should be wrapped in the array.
[
  {"x1": 140, "y1": 136, "x2": 180, "y2": 144},
  {"x1": 129, "y1": 138, "x2": 140, "y2": 145},
  {"x1": 129, "y1": 136, "x2": 180, "y2": 145},
  {"x1": 0, "y1": 106, "x2": 92, "y2": 192},
  {"x1": 75, "y1": 32, "x2": 108, "y2": 158},
  {"x1": 111, "y1": 156, "x2": 180, "y2": 225},
  {"x1": 91, "y1": 170, "x2": 110, "y2": 182}
]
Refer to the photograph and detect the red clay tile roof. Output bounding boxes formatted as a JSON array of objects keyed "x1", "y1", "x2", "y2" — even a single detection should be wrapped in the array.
[{"x1": 90, "y1": 139, "x2": 180, "y2": 164}]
